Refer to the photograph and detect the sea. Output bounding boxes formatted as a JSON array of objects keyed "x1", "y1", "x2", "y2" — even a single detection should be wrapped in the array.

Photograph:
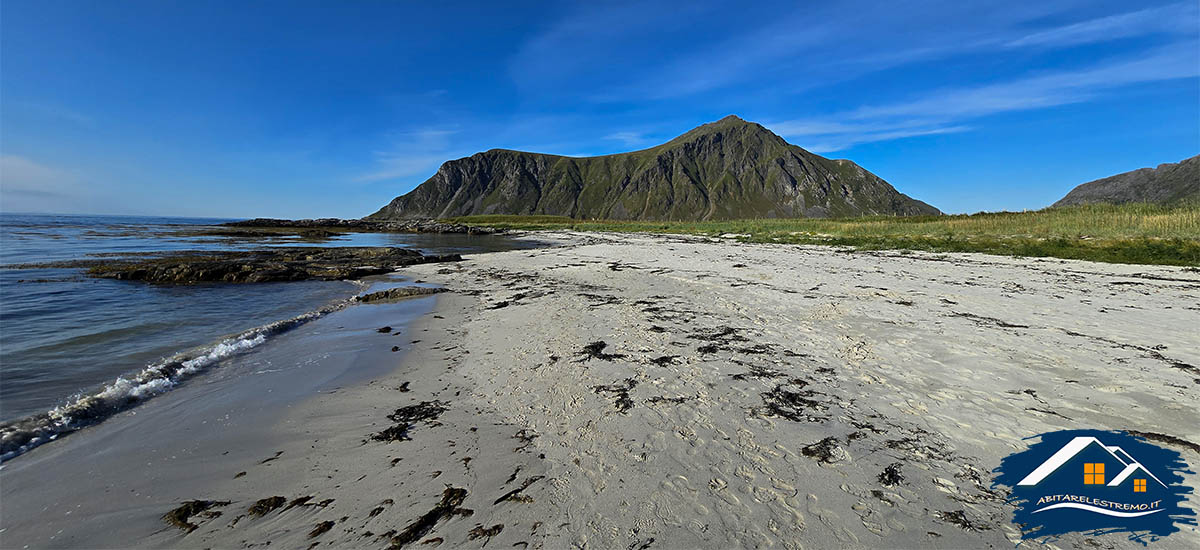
[{"x1": 0, "y1": 213, "x2": 537, "y2": 460}]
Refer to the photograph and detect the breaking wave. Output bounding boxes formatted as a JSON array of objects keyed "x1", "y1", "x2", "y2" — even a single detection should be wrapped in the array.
[{"x1": 0, "y1": 298, "x2": 354, "y2": 462}]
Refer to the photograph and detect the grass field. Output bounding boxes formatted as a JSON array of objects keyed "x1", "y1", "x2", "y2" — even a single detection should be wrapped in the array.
[{"x1": 446, "y1": 203, "x2": 1200, "y2": 267}]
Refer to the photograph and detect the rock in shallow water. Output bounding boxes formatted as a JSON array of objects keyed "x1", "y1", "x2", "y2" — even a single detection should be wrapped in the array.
[
  {"x1": 80, "y1": 247, "x2": 461, "y2": 284},
  {"x1": 355, "y1": 286, "x2": 448, "y2": 303}
]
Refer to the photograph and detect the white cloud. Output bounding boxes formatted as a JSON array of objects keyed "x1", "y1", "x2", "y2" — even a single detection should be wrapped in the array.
[
  {"x1": 849, "y1": 45, "x2": 1198, "y2": 121},
  {"x1": 516, "y1": 1, "x2": 1197, "y2": 104},
  {"x1": 1005, "y1": 3, "x2": 1197, "y2": 49},
  {"x1": 784, "y1": 125, "x2": 972, "y2": 154},
  {"x1": 355, "y1": 129, "x2": 459, "y2": 183}
]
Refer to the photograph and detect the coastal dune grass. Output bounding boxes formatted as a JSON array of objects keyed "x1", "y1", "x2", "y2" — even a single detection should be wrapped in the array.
[{"x1": 446, "y1": 204, "x2": 1200, "y2": 266}]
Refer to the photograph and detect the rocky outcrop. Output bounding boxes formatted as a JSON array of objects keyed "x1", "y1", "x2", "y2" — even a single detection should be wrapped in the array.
[
  {"x1": 355, "y1": 286, "x2": 447, "y2": 302},
  {"x1": 225, "y1": 218, "x2": 503, "y2": 234},
  {"x1": 369, "y1": 115, "x2": 940, "y2": 221},
  {"x1": 1053, "y1": 155, "x2": 1199, "y2": 207},
  {"x1": 78, "y1": 247, "x2": 461, "y2": 284}
]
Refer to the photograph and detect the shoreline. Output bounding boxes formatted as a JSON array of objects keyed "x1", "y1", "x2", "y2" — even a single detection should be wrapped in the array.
[{"x1": 2, "y1": 231, "x2": 1198, "y2": 548}]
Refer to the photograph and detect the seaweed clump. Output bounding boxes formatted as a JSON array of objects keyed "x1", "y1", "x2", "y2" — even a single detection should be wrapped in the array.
[
  {"x1": 162, "y1": 500, "x2": 231, "y2": 533},
  {"x1": 389, "y1": 487, "x2": 474, "y2": 549},
  {"x1": 371, "y1": 401, "x2": 448, "y2": 443}
]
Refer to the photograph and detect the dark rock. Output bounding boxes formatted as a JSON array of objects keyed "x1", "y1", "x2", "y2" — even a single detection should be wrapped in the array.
[
  {"x1": 226, "y1": 218, "x2": 504, "y2": 235},
  {"x1": 70, "y1": 247, "x2": 461, "y2": 284},
  {"x1": 357, "y1": 286, "x2": 447, "y2": 303}
]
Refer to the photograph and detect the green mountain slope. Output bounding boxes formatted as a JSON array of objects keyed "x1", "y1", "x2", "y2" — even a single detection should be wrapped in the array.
[
  {"x1": 369, "y1": 116, "x2": 940, "y2": 220},
  {"x1": 1053, "y1": 154, "x2": 1200, "y2": 207}
]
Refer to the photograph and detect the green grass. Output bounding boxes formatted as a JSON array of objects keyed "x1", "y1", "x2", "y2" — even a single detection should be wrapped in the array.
[{"x1": 445, "y1": 204, "x2": 1200, "y2": 266}]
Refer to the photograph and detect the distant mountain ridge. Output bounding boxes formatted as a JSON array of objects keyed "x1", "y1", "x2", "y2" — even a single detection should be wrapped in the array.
[
  {"x1": 1053, "y1": 154, "x2": 1199, "y2": 207},
  {"x1": 368, "y1": 116, "x2": 939, "y2": 220}
]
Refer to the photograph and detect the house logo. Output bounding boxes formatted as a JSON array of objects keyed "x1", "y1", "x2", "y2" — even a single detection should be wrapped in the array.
[{"x1": 993, "y1": 429, "x2": 1196, "y2": 544}]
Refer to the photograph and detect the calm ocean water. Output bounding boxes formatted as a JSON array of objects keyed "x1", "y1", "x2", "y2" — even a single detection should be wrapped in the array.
[{"x1": 0, "y1": 213, "x2": 536, "y2": 458}]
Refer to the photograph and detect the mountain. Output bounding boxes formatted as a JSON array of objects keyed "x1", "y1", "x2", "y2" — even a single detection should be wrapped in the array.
[
  {"x1": 1053, "y1": 154, "x2": 1199, "y2": 207},
  {"x1": 368, "y1": 116, "x2": 939, "y2": 220}
]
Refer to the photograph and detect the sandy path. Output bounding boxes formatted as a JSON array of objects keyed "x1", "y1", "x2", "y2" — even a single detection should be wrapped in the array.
[{"x1": 29, "y1": 231, "x2": 1194, "y2": 549}]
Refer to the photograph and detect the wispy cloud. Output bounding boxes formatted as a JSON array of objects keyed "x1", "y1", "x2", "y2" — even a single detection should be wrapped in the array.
[
  {"x1": 769, "y1": 122, "x2": 971, "y2": 153},
  {"x1": 767, "y1": 43, "x2": 1198, "y2": 152},
  {"x1": 517, "y1": 1, "x2": 1197, "y2": 104},
  {"x1": 355, "y1": 129, "x2": 459, "y2": 183},
  {"x1": 604, "y1": 131, "x2": 651, "y2": 148},
  {"x1": 1005, "y1": 3, "x2": 1197, "y2": 49},
  {"x1": 848, "y1": 45, "x2": 1198, "y2": 121}
]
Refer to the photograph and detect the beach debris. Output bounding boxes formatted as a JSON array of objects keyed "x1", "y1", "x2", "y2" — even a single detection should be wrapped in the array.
[
  {"x1": 687, "y1": 325, "x2": 747, "y2": 354},
  {"x1": 646, "y1": 395, "x2": 694, "y2": 405},
  {"x1": 731, "y1": 364, "x2": 785, "y2": 380},
  {"x1": 576, "y1": 341, "x2": 627, "y2": 362},
  {"x1": 513, "y1": 429, "x2": 538, "y2": 452},
  {"x1": 308, "y1": 520, "x2": 336, "y2": 538},
  {"x1": 760, "y1": 382, "x2": 827, "y2": 422},
  {"x1": 283, "y1": 496, "x2": 335, "y2": 511},
  {"x1": 162, "y1": 500, "x2": 231, "y2": 533},
  {"x1": 949, "y1": 311, "x2": 1029, "y2": 329},
  {"x1": 649, "y1": 355, "x2": 680, "y2": 366},
  {"x1": 579, "y1": 293, "x2": 622, "y2": 308},
  {"x1": 1126, "y1": 430, "x2": 1200, "y2": 455},
  {"x1": 419, "y1": 537, "x2": 443, "y2": 546},
  {"x1": 371, "y1": 401, "x2": 448, "y2": 443},
  {"x1": 493, "y1": 476, "x2": 545, "y2": 505},
  {"x1": 801, "y1": 437, "x2": 850, "y2": 464},
  {"x1": 593, "y1": 378, "x2": 638, "y2": 413},
  {"x1": 468, "y1": 523, "x2": 504, "y2": 544},
  {"x1": 389, "y1": 487, "x2": 473, "y2": 549},
  {"x1": 935, "y1": 510, "x2": 989, "y2": 531},
  {"x1": 247, "y1": 496, "x2": 287, "y2": 517},
  {"x1": 378, "y1": 326, "x2": 393, "y2": 333},
  {"x1": 259, "y1": 450, "x2": 284, "y2": 464},
  {"x1": 356, "y1": 286, "x2": 446, "y2": 303},
  {"x1": 878, "y1": 463, "x2": 905, "y2": 486}
]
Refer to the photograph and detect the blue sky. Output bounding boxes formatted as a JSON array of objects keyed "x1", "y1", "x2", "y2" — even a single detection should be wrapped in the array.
[{"x1": 1, "y1": 0, "x2": 1197, "y2": 217}]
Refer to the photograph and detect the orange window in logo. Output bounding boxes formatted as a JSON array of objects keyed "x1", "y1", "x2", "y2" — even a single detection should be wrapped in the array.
[
  {"x1": 1084, "y1": 463, "x2": 1105, "y2": 485},
  {"x1": 1134, "y1": 479, "x2": 1147, "y2": 492}
]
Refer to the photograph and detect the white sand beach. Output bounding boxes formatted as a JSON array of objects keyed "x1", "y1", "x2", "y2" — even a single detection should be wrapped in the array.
[{"x1": 2, "y1": 232, "x2": 1197, "y2": 549}]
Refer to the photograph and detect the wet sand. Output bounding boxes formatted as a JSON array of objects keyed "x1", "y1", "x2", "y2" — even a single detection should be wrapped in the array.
[{"x1": 2, "y1": 232, "x2": 1198, "y2": 549}]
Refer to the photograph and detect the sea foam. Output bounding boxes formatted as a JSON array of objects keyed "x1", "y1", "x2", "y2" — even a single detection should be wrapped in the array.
[{"x1": 0, "y1": 299, "x2": 351, "y2": 462}]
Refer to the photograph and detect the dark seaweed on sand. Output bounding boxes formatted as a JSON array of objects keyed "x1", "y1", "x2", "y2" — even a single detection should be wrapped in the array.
[
  {"x1": 371, "y1": 401, "x2": 448, "y2": 442},
  {"x1": 162, "y1": 500, "x2": 230, "y2": 533},
  {"x1": 576, "y1": 341, "x2": 627, "y2": 362},
  {"x1": 389, "y1": 487, "x2": 473, "y2": 549}
]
